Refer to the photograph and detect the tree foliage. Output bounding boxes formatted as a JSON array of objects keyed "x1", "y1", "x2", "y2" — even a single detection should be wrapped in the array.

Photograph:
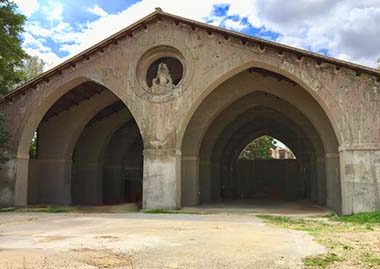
[
  {"x1": 29, "y1": 131, "x2": 38, "y2": 159},
  {"x1": 0, "y1": 0, "x2": 28, "y2": 94},
  {"x1": 239, "y1": 136, "x2": 276, "y2": 160},
  {"x1": 21, "y1": 56, "x2": 45, "y2": 83}
]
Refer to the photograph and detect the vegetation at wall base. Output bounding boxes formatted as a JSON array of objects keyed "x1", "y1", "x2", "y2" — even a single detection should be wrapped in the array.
[
  {"x1": 142, "y1": 209, "x2": 207, "y2": 214},
  {"x1": 256, "y1": 212, "x2": 380, "y2": 268},
  {"x1": 329, "y1": 211, "x2": 380, "y2": 224}
]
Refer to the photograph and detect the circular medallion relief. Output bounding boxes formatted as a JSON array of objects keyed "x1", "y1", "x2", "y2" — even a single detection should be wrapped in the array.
[{"x1": 136, "y1": 46, "x2": 188, "y2": 100}]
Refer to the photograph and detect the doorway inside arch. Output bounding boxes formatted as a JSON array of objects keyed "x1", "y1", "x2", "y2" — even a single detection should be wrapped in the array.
[{"x1": 224, "y1": 136, "x2": 300, "y2": 201}]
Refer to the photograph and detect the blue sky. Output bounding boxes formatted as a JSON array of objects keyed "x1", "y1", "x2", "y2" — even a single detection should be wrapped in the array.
[{"x1": 13, "y1": 0, "x2": 380, "y2": 69}]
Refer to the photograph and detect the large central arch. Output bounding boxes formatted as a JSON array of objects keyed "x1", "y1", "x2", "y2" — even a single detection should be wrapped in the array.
[{"x1": 181, "y1": 67, "x2": 341, "y2": 213}]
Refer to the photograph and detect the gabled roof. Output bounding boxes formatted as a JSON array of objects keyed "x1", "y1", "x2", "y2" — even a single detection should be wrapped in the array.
[{"x1": 3, "y1": 8, "x2": 380, "y2": 102}]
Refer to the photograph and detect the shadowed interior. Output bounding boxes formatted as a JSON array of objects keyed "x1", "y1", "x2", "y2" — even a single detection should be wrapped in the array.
[
  {"x1": 181, "y1": 68, "x2": 341, "y2": 212},
  {"x1": 27, "y1": 82, "x2": 143, "y2": 206}
]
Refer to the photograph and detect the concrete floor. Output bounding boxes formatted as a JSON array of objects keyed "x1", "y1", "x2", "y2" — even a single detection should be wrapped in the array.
[{"x1": 0, "y1": 210, "x2": 325, "y2": 269}]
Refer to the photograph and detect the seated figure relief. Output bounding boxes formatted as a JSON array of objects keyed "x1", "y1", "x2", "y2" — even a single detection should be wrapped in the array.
[{"x1": 151, "y1": 62, "x2": 174, "y2": 94}]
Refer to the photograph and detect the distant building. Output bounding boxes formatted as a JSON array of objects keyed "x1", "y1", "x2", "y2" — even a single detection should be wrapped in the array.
[{"x1": 271, "y1": 147, "x2": 295, "y2": 159}]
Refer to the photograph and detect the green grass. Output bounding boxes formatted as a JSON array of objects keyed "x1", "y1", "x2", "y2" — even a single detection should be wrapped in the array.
[
  {"x1": 330, "y1": 211, "x2": 380, "y2": 224},
  {"x1": 142, "y1": 209, "x2": 181, "y2": 214},
  {"x1": 142, "y1": 209, "x2": 206, "y2": 215},
  {"x1": 303, "y1": 253, "x2": 343, "y2": 268},
  {"x1": 255, "y1": 214, "x2": 296, "y2": 225},
  {"x1": 31, "y1": 206, "x2": 73, "y2": 213},
  {"x1": 1, "y1": 206, "x2": 74, "y2": 213},
  {"x1": 0, "y1": 207, "x2": 17, "y2": 213},
  {"x1": 256, "y1": 212, "x2": 380, "y2": 268},
  {"x1": 364, "y1": 256, "x2": 380, "y2": 266},
  {"x1": 255, "y1": 214, "x2": 325, "y2": 233}
]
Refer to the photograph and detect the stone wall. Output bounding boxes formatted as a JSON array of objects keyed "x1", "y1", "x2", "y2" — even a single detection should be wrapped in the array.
[{"x1": 0, "y1": 14, "x2": 379, "y2": 214}]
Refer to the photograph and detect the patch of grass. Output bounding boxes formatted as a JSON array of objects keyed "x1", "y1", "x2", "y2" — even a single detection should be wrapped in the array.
[
  {"x1": 364, "y1": 256, "x2": 380, "y2": 266},
  {"x1": 255, "y1": 214, "x2": 296, "y2": 225},
  {"x1": 0, "y1": 207, "x2": 17, "y2": 213},
  {"x1": 342, "y1": 244, "x2": 353, "y2": 251},
  {"x1": 330, "y1": 211, "x2": 380, "y2": 224},
  {"x1": 142, "y1": 209, "x2": 206, "y2": 215},
  {"x1": 31, "y1": 206, "x2": 73, "y2": 213},
  {"x1": 143, "y1": 209, "x2": 181, "y2": 214},
  {"x1": 257, "y1": 212, "x2": 380, "y2": 268},
  {"x1": 304, "y1": 253, "x2": 342, "y2": 268},
  {"x1": 255, "y1": 214, "x2": 324, "y2": 233}
]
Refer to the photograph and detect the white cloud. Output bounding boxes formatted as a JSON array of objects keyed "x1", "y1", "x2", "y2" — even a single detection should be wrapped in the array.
[
  {"x1": 22, "y1": 0, "x2": 380, "y2": 70},
  {"x1": 21, "y1": 2, "x2": 73, "y2": 69},
  {"x1": 224, "y1": 19, "x2": 249, "y2": 31},
  {"x1": 42, "y1": 2, "x2": 64, "y2": 22},
  {"x1": 13, "y1": 0, "x2": 39, "y2": 16},
  {"x1": 225, "y1": 0, "x2": 380, "y2": 67},
  {"x1": 88, "y1": 4, "x2": 108, "y2": 17},
  {"x1": 27, "y1": 0, "x2": 231, "y2": 69},
  {"x1": 22, "y1": 32, "x2": 62, "y2": 68}
]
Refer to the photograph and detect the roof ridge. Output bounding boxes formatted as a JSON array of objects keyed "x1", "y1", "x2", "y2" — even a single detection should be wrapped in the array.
[{"x1": 2, "y1": 8, "x2": 379, "y2": 102}]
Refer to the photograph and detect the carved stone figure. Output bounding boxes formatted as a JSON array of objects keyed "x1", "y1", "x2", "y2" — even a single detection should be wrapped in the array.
[{"x1": 151, "y1": 63, "x2": 174, "y2": 94}]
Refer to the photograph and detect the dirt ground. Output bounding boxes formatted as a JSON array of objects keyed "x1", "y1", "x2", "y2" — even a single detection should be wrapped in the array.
[{"x1": 0, "y1": 211, "x2": 325, "y2": 269}]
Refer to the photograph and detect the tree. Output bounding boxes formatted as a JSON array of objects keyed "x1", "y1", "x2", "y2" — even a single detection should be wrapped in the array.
[
  {"x1": 239, "y1": 136, "x2": 276, "y2": 160},
  {"x1": 0, "y1": 0, "x2": 28, "y2": 94},
  {"x1": 377, "y1": 58, "x2": 380, "y2": 69},
  {"x1": 21, "y1": 56, "x2": 45, "y2": 82}
]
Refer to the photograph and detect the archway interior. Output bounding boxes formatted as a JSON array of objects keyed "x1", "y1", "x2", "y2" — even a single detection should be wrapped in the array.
[
  {"x1": 233, "y1": 136, "x2": 298, "y2": 201},
  {"x1": 181, "y1": 68, "x2": 341, "y2": 212},
  {"x1": 26, "y1": 81, "x2": 143, "y2": 206},
  {"x1": 204, "y1": 104, "x2": 320, "y2": 204}
]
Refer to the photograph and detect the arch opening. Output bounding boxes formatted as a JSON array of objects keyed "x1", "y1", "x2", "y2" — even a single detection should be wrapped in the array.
[
  {"x1": 223, "y1": 135, "x2": 303, "y2": 202},
  {"x1": 181, "y1": 68, "x2": 341, "y2": 213},
  {"x1": 23, "y1": 81, "x2": 143, "y2": 207},
  {"x1": 238, "y1": 136, "x2": 296, "y2": 160}
]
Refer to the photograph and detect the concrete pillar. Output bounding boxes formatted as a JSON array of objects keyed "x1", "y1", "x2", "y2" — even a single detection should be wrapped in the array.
[
  {"x1": 316, "y1": 157, "x2": 326, "y2": 205},
  {"x1": 211, "y1": 162, "x2": 222, "y2": 201},
  {"x1": 181, "y1": 156, "x2": 199, "y2": 206},
  {"x1": 27, "y1": 159, "x2": 41, "y2": 204},
  {"x1": 143, "y1": 148, "x2": 181, "y2": 209},
  {"x1": 199, "y1": 161, "x2": 212, "y2": 202},
  {"x1": 103, "y1": 164, "x2": 125, "y2": 204},
  {"x1": 340, "y1": 148, "x2": 380, "y2": 215},
  {"x1": 310, "y1": 158, "x2": 318, "y2": 203},
  {"x1": 0, "y1": 156, "x2": 18, "y2": 207},
  {"x1": 38, "y1": 159, "x2": 72, "y2": 205},
  {"x1": 325, "y1": 153, "x2": 340, "y2": 213},
  {"x1": 14, "y1": 157, "x2": 28, "y2": 206},
  {"x1": 75, "y1": 163, "x2": 103, "y2": 204}
]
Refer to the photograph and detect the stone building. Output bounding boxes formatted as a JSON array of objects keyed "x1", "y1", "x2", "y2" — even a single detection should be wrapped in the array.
[
  {"x1": 271, "y1": 147, "x2": 295, "y2": 159},
  {"x1": 0, "y1": 9, "x2": 379, "y2": 215}
]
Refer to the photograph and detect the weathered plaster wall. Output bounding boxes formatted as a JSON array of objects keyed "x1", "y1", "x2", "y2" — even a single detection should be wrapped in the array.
[{"x1": 0, "y1": 17, "x2": 379, "y2": 214}]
